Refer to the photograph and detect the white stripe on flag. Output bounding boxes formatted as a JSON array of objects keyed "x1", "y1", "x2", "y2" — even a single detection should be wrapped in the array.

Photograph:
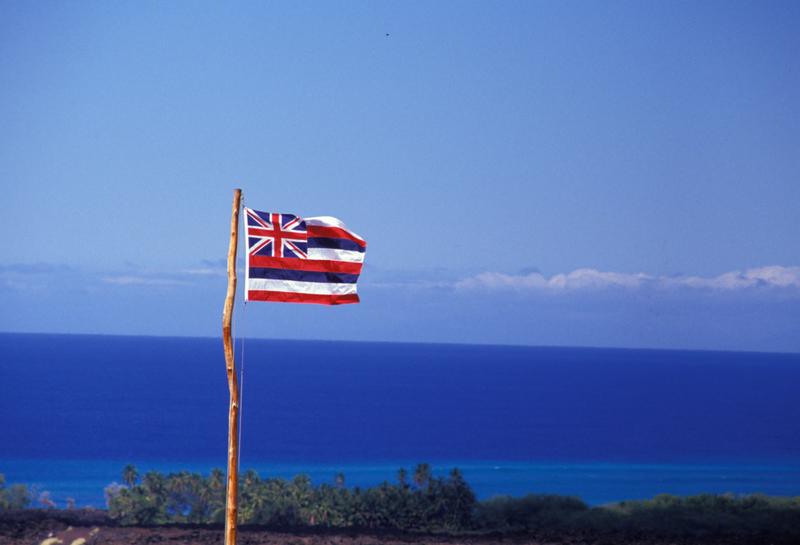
[
  {"x1": 247, "y1": 278, "x2": 358, "y2": 296},
  {"x1": 308, "y1": 248, "x2": 365, "y2": 263}
]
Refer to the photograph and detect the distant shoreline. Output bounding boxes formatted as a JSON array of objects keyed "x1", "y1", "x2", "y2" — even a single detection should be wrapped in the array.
[
  {"x1": 5, "y1": 464, "x2": 800, "y2": 540},
  {"x1": 4, "y1": 458, "x2": 800, "y2": 510}
]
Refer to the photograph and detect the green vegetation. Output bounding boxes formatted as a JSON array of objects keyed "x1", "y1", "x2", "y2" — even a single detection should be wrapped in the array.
[
  {"x1": 4, "y1": 467, "x2": 800, "y2": 536},
  {"x1": 602, "y1": 493, "x2": 800, "y2": 535},
  {"x1": 105, "y1": 463, "x2": 476, "y2": 530},
  {"x1": 102, "y1": 464, "x2": 800, "y2": 535},
  {"x1": 472, "y1": 492, "x2": 800, "y2": 536},
  {"x1": 0, "y1": 473, "x2": 32, "y2": 509}
]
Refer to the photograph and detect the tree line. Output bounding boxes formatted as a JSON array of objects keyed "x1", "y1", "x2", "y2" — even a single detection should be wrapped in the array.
[
  {"x1": 5, "y1": 466, "x2": 800, "y2": 536},
  {"x1": 106, "y1": 462, "x2": 475, "y2": 531},
  {"x1": 104, "y1": 463, "x2": 800, "y2": 535}
]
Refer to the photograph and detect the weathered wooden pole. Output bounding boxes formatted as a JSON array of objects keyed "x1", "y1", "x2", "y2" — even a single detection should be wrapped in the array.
[{"x1": 222, "y1": 188, "x2": 242, "y2": 545}]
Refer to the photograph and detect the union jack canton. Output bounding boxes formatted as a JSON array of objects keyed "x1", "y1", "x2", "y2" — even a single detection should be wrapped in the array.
[{"x1": 246, "y1": 212, "x2": 308, "y2": 259}]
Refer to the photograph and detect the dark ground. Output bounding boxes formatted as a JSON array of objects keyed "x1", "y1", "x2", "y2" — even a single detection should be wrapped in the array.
[{"x1": 1, "y1": 509, "x2": 797, "y2": 545}]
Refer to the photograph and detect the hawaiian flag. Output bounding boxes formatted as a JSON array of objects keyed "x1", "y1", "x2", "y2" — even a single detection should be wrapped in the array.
[{"x1": 244, "y1": 208, "x2": 366, "y2": 305}]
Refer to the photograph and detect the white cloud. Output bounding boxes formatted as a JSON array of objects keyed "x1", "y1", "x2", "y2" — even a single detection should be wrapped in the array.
[
  {"x1": 454, "y1": 270, "x2": 651, "y2": 291},
  {"x1": 182, "y1": 269, "x2": 219, "y2": 275},
  {"x1": 550, "y1": 269, "x2": 652, "y2": 290},
  {"x1": 745, "y1": 265, "x2": 800, "y2": 287},
  {"x1": 101, "y1": 276, "x2": 189, "y2": 286},
  {"x1": 455, "y1": 266, "x2": 800, "y2": 293}
]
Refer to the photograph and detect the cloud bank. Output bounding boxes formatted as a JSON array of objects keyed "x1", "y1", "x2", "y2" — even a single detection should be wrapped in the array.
[
  {"x1": 454, "y1": 266, "x2": 800, "y2": 294},
  {"x1": 3, "y1": 261, "x2": 798, "y2": 352}
]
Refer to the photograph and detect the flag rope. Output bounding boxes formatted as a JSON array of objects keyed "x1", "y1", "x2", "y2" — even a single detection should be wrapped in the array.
[
  {"x1": 238, "y1": 299, "x2": 246, "y2": 470},
  {"x1": 237, "y1": 195, "x2": 246, "y2": 472}
]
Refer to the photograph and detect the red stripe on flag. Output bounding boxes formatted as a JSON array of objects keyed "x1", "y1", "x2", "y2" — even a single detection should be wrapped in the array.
[
  {"x1": 307, "y1": 225, "x2": 367, "y2": 247},
  {"x1": 249, "y1": 255, "x2": 362, "y2": 275},
  {"x1": 247, "y1": 290, "x2": 360, "y2": 305}
]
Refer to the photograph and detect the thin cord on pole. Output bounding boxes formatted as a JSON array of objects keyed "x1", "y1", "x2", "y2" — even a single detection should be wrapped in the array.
[
  {"x1": 237, "y1": 195, "x2": 246, "y2": 470},
  {"x1": 238, "y1": 304, "x2": 246, "y2": 470}
]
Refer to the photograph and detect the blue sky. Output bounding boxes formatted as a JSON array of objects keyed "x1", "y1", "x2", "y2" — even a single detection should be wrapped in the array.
[{"x1": 1, "y1": 1, "x2": 798, "y2": 352}]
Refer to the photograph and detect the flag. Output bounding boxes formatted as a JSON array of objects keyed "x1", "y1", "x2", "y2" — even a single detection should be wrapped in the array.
[{"x1": 244, "y1": 208, "x2": 366, "y2": 305}]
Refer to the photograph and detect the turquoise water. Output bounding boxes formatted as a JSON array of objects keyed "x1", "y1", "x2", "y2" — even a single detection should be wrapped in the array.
[{"x1": 3, "y1": 459, "x2": 799, "y2": 508}]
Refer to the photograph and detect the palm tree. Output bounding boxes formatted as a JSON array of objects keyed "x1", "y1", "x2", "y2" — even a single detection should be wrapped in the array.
[
  {"x1": 208, "y1": 467, "x2": 227, "y2": 510},
  {"x1": 143, "y1": 470, "x2": 166, "y2": 507},
  {"x1": 167, "y1": 470, "x2": 190, "y2": 520},
  {"x1": 210, "y1": 467, "x2": 226, "y2": 491},
  {"x1": 445, "y1": 467, "x2": 475, "y2": 531},
  {"x1": 334, "y1": 472, "x2": 346, "y2": 490},
  {"x1": 412, "y1": 463, "x2": 431, "y2": 490},
  {"x1": 396, "y1": 468, "x2": 409, "y2": 489},
  {"x1": 122, "y1": 464, "x2": 139, "y2": 488},
  {"x1": 292, "y1": 474, "x2": 326, "y2": 525},
  {"x1": 194, "y1": 480, "x2": 214, "y2": 523}
]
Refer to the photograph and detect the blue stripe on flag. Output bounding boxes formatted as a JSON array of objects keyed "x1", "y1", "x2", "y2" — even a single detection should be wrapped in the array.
[
  {"x1": 308, "y1": 237, "x2": 365, "y2": 253},
  {"x1": 249, "y1": 267, "x2": 360, "y2": 284}
]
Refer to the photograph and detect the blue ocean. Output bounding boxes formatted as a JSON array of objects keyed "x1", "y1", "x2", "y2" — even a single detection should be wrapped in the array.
[{"x1": 1, "y1": 333, "x2": 799, "y2": 509}]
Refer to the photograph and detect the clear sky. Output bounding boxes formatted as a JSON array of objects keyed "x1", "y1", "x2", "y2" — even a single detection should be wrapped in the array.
[{"x1": 1, "y1": 1, "x2": 798, "y2": 352}]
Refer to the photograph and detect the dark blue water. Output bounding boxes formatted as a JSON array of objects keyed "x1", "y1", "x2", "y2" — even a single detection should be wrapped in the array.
[{"x1": 1, "y1": 333, "x2": 799, "y2": 508}]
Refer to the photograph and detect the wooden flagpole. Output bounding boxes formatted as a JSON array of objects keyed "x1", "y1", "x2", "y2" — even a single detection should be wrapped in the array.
[{"x1": 222, "y1": 188, "x2": 242, "y2": 545}]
